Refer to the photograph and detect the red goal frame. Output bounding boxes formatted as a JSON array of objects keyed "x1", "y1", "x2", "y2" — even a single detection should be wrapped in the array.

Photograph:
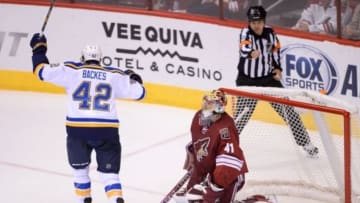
[{"x1": 220, "y1": 87, "x2": 352, "y2": 203}]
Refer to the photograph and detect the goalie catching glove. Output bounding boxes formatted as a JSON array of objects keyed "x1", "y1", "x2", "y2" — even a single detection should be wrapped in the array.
[{"x1": 124, "y1": 69, "x2": 143, "y2": 84}]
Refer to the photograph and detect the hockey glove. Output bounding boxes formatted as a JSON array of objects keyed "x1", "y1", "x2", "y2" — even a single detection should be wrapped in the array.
[
  {"x1": 30, "y1": 33, "x2": 49, "y2": 72},
  {"x1": 124, "y1": 69, "x2": 143, "y2": 84},
  {"x1": 30, "y1": 33, "x2": 47, "y2": 54}
]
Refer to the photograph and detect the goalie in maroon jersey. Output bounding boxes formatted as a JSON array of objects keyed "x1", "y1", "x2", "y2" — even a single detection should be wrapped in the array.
[{"x1": 174, "y1": 89, "x2": 248, "y2": 203}]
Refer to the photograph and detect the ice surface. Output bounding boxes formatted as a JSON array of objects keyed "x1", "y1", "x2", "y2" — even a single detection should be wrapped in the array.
[{"x1": 0, "y1": 90, "x2": 327, "y2": 203}]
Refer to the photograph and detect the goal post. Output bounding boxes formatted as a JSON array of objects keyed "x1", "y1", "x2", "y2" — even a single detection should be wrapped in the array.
[{"x1": 220, "y1": 86, "x2": 360, "y2": 203}]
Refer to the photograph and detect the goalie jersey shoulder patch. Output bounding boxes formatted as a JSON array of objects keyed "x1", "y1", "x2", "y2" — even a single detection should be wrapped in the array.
[{"x1": 219, "y1": 127, "x2": 230, "y2": 140}]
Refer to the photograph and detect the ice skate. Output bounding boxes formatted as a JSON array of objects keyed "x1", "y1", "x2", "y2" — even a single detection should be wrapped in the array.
[
  {"x1": 84, "y1": 197, "x2": 92, "y2": 203},
  {"x1": 116, "y1": 197, "x2": 124, "y2": 203}
]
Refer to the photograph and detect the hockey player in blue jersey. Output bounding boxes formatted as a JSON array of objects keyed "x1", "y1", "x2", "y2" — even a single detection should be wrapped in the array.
[{"x1": 30, "y1": 33, "x2": 146, "y2": 203}]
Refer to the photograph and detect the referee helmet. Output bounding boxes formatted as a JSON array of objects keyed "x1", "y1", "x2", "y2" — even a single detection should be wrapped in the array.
[{"x1": 247, "y1": 6, "x2": 267, "y2": 21}]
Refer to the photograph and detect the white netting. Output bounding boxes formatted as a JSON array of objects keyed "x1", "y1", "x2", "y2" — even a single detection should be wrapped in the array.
[{"x1": 223, "y1": 86, "x2": 360, "y2": 203}]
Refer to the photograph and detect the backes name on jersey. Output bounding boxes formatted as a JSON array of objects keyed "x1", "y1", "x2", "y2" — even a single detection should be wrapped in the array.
[{"x1": 82, "y1": 70, "x2": 107, "y2": 80}]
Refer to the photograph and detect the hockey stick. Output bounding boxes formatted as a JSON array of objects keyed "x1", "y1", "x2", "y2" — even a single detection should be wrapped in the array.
[
  {"x1": 160, "y1": 169, "x2": 193, "y2": 203},
  {"x1": 40, "y1": 0, "x2": 56, "y2": 36}
]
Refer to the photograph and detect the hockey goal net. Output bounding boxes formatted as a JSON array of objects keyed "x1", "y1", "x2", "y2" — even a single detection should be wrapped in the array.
[{"x1": 220, "y1": 86, "x2": 360, "y2": 203}]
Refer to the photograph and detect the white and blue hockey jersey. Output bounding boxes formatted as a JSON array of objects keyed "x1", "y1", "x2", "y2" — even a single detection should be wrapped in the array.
[{"x1": 34, "y1": 61, "x2": 145, "y2": 128}]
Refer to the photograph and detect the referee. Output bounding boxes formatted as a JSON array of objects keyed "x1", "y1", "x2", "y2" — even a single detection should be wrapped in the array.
[{"x1": 234, "y1": 5, "x2": 319, "y2": 157}]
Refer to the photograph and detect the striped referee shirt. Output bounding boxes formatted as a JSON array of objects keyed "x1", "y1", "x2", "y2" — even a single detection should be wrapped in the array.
[{"x1": 238, "y1": 26, "x2": 281, "y2": 78}]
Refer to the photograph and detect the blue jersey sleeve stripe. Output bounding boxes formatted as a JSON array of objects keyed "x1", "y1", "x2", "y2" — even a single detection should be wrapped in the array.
[
  {"x1": 64, "y1": 61, "x2": 83, "y2": 66},
  {"x1": 65, "y1": 63, "x2": 81, "y2": 70}
]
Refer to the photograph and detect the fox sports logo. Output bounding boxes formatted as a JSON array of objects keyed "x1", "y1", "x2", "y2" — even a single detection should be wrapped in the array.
[{"x1": 280, "y1": 44, "x2": 338, "y2": 95}]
